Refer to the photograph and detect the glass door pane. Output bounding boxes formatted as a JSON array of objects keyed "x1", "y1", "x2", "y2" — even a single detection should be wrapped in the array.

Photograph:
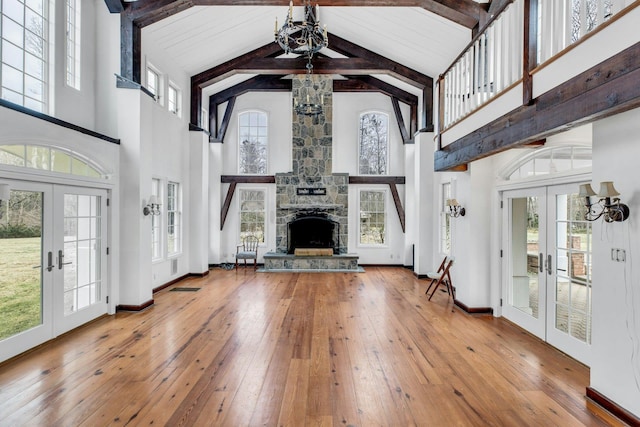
[
  {"x1": 547, "y1": 185, "x2": 592, "y2": 365},
  {"x1": 53, "y1": 187, "x2": 107, "y2": 335},
  {"x1": 62, "y1": 194, "x2": 102, "y2": 316},
  {"x1": 0, "y1": 189, "x2": 43, "y2": 340},
  {"x1": 510, "y1": 196, "x2": 541, "y2": 317},
  {"x1": 502, "y1": 187, "x2": 547, "y2": 340}
]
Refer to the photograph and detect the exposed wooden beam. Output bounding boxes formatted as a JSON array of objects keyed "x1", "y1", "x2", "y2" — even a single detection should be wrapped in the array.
[
  {"x1": 391, "y1": 97, "x2": 412, "y2": 144},
  {"x1": 103, "y1": 0, "x2": 123, "y2": 13},
  {"x1": 435, "y1": 41, "x2": 640, "y2": 171},
  {"x1": 214, "y1": 96, "x2": 236, "y2": 143},
  {"x1": 348, "y1": 176, "x2": 406, "y2": 185},
  {"x1": 191, "y1": 42, "x2": 283, "y2": 125},
  {"x1": 338, "y1": 75, "x2": 418, "y2": 106},
  {"x1": 221, "y1": 181, "x2": 236, "y2": 231},
  {"x1": 389, "y1": 183, "x2": 406, "y2": 233},
  {"x1": 221, "y1": 175, "x2": 277, "y2": 183},
  {"x1": 219, "y1": 175, "x2": 277, "y2": 229},
  {"x1": 328, "y1": 34, "x2": 432, "y2": 89},
  {"x1": 349, "y1": 176, "x2": 406, "y2": 233},
  {"x1": 114, "y1": 0, "x2": 485, "y2": 30},
  {"x1": 192, "y1": 34, "x2": 433, "y2": 129}
]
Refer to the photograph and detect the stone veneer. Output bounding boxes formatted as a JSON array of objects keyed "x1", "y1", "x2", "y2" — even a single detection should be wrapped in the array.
[{"x1": 275, "y1": 74, "x2": 349, "y2": 254}]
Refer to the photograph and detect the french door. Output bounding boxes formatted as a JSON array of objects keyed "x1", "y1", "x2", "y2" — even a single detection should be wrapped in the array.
[
  {"x1": 0, "y1": 181, "x2": 108, "y2": 362},
  {"x1": 502, "y1": 183, "x2": 593, "y2": 365}
]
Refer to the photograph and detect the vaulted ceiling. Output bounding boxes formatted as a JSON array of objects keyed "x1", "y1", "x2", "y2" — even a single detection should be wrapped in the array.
[{"x1": 107, "y1": 0, "x2": 490, "y2": 130}]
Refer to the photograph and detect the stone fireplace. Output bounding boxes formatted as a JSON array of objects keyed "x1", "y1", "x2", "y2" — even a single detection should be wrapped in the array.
[
  {"x1": 264, "y1": 74, "x2": 358, "y2": 271},
  {"x1": 288, "y1": 213, "x2": 339, "y2": 254}
]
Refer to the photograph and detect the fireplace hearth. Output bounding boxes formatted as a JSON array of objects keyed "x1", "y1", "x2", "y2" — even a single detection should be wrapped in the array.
[{"x1": 288, "y1": 214, "x2": 339, "y2": 254}]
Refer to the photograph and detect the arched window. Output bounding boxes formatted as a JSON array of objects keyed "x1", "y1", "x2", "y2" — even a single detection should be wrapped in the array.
[
  {"x1": 0, "y1": 144, "x2": 105, "y2": 178},
  {"x1": 238, "y1": 111, "x2": 268, "y2": 174},
  {"x1": 501, "y1": 145, "x2": 592, "y2": 181},
  {"x1": 359, "y1": 112, "x2": 389, "y2": 175}
]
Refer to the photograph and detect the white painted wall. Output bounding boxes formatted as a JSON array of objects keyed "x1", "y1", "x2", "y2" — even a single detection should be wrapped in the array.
[{"x1": 590, "y1": 108, "x2": 640, "y2": 418}]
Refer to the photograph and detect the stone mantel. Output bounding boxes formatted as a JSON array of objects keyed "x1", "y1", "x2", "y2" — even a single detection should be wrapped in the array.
[{"x1": 279, "y1": 204, "x2": 344, "y2": 210}]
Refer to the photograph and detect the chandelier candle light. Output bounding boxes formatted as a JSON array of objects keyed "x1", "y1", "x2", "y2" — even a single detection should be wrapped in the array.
[{"x1": 275, "y1": 0, "x2": 328, "y2": 57}]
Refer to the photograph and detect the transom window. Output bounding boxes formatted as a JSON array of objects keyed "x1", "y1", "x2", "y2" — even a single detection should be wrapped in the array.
[
  {"x1": 359, "y1": 190, "x2": 386, "y2": 245},
  {"x1": 502, "y1": 146, "x2": 592, "y2": 181},
  {"x1": 0, "y1": 144, "x2": 103, "y2": 178},
  {"x1": 359, "y1": 112, "x2": 389, "y2": 175},
  {"x1": 1, "y1": 0, "x2": 48, "y2": 112},
  {"x1": 65, "y1": 0, "x2": 81, "y2": 90},
  {"x1": 238, "y1": 111, "x2": 268, "y2": 174},
  {"x1": 239, "y1": 189, "x2": 265, "y2": 243}
]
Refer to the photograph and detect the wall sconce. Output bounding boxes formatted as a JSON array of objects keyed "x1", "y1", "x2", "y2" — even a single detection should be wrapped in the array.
[
  {"x1": 446, "y1": 198, "x2": 466, "y2": 217},
  {"x1": 579, "y1": 181, "x2": 630, "y2": 222},
  {"x1": 143, "y1": 195, "x2": 161, "y2": 216}
]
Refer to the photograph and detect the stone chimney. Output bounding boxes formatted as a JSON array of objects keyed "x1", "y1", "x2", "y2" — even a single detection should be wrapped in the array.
[{"x1": 275, "y1": 74, "x2": 349, "y2": 254}]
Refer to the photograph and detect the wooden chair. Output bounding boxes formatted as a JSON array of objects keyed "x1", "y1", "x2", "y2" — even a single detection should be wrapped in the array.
[
  {"x1": 425, "y1": 256, "x2": 455, "y2": 301},
  {"x1": 236, "y1": 235, "x2": 260, "y2": 269}
]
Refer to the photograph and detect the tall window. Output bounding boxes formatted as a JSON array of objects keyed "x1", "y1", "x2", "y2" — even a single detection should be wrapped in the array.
[
  {"x1": 151, "y1": 178, "x2": 161, "y2": 261},
  {"x1": 168, "y1": 83, "x2": 180, "y2": 116},
  {"x1": 1, "y1": 0, "x2": 48, "y2": 112},
  {"x1": 238, "y1": 111, "x2": 267, "y2": 174},
  {"x1": 65, "y1": 0, "x2": 81, "y2": 90},
  {"x1": 167, "y1": 181, "x2": 181, "y2": 256},
  {"x1": 146, "y1": 66, "x2": 161, "y2": 103},
  {"x1": 239, "y1": 189, "x2": 265, "y2": 243},
  {"x1": 440, "y1": 183, "x2": 451, "y2": 254},
  {"x1": 359, "y1": 112, "x2": 389, "y2": 175},
  {"x1": 359, "y1": 190, "x2": 386, "y2": 245}
]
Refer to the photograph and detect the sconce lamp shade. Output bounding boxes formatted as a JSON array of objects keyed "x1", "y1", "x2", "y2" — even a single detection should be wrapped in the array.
[
  {"x1": 597, "y1": 181, "x2": 620, "y2": 198},
  {"x1": 578, "y1": 183, "x2": 596, "y2": 197},
  {"x1": 0, "y1": 184, "x2": 9, "y2": 200},
  {"x1": 148, "y1": 195, "x2": 158, "y2": 206},
  {"x1": 446, "y1": 198, "x2": 459, "y2": 207}
]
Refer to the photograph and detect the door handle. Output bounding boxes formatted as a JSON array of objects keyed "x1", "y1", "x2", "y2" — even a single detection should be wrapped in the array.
[
  {"x1": 539, "y1": 253, "x2": 543, "y2": 273},
  {"x1": 58, "y1": 250, "x2": 72, "y2": 270},
  {"x1": 547, "y1": 254, "x2": 552, "y2": 275},
  {"x1": 32, "y1": 252, "x2": 54, "y2": 272}
]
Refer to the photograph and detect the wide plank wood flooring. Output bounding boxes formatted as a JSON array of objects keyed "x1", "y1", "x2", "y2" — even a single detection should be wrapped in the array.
[{"x1": 0, "y1": 267, "x2": 610, "y2": 426}]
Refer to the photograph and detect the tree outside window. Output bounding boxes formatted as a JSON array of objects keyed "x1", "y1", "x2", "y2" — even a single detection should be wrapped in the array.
[
  {"x1": 1, "y1": 0, "x2": 48, "y2": 112},
  {"x1": 238, "y1": 111, "x2": 268, "y2": 174},
  {"x1": 359, "y1": 112, "x2": 389, "y2": 175},
  {"x1": 359, "y1": 190, "x2": 386, "y2": 245},
  {"x1": 239, "y1": 190, "x2": 265, "y2": 243}
]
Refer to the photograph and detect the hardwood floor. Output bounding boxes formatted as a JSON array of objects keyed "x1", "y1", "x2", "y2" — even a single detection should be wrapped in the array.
[{"x1": 0, "y1": 267, "x2": 612, "y2": 426}]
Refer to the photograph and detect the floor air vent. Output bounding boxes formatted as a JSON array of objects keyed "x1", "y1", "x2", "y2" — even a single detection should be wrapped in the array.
[{"x1": 169, "y1": 287, "x2": 201, "y2": 292}]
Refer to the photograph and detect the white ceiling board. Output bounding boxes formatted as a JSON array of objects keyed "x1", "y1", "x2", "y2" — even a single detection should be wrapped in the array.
[{"x1": 143, "y1": 5, "x2": 472, "y2": 89}]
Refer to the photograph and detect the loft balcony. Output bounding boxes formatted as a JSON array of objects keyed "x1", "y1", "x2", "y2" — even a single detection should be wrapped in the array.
[{"x1": 435, "y1": 0, "x2": 640, "y2": 171}]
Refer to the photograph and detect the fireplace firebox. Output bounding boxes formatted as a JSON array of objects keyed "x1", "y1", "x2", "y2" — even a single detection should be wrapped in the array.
[{"x1": 287, "y1": 214, "x2": 339, "y2": 254}]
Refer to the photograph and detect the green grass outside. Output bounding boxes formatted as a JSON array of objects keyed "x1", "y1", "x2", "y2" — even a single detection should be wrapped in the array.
[{"x1": 0, "y1": 237, "x2": 42, "y2": 341}]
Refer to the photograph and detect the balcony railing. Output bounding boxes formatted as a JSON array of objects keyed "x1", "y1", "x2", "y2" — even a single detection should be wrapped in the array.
[{"x1": 440, "y1": 0, "x2": 629, "y2": 133}]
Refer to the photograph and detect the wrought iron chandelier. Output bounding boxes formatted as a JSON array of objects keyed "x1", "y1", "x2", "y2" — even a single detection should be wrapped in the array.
[
  {"x1": 274, "y1": 0, "x2": 328, "y2": 58},
  {"x1": 293, "y1": 57, "x2": 324, "y2": 116}
]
